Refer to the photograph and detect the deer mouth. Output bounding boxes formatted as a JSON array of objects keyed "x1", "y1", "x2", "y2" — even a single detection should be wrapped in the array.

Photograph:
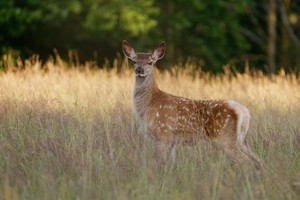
[{"x1": 136, "y1": 73, "x2": 146, "y2": 78}]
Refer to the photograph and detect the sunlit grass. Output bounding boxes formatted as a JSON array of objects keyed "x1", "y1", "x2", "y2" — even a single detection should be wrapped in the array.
[{"x1": 0, "y1": 58, "x2": 299, "y2": 199}]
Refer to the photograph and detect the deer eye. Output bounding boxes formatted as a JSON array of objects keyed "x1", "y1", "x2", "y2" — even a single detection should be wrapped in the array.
[
  {"x1": 132, "y1": 61, "x2": 137, "y2": 65},
  {"x1": 147, "y1": 62, "x2": 153, "y2": 65}
]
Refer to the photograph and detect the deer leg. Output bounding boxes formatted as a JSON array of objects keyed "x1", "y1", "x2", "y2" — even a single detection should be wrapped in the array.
[
  {"x1": 154, "y1": 140, "x2": 177, "y2": 169},
  {"x1": 239, "y1": 112, "x2": 264, "y2": 171},
  {"x1": 212, "y1": 137, "x2": 251, "y2": 169},
  {"x1": 239, "y1": 141, "x2": 264, "y2": 171}
]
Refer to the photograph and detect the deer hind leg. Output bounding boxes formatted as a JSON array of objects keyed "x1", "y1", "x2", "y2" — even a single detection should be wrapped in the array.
[
  {"x1": 212, "y1": 135, "x2": 248, "y2": 168},
  {"x1": 238, "y1": 108, "x2": 264, "y2": 171},
  {"x1": 212, "y1": 110, "x2": 261, "y2": 170}
]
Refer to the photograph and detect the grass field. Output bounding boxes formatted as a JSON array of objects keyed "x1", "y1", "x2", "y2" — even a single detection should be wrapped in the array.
[{"x1": 0, "y1": 58, "x2": 300, "y2": 200}]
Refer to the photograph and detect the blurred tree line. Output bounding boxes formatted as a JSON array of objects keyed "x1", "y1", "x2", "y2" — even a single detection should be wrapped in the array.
[{"x1": 1, "y1": 0, "x2": 300, "y2": 73}]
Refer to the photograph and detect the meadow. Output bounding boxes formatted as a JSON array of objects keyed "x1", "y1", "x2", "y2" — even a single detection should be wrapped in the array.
[{"x1": 0, "y1": 57, "x2": 300, "y2": 200}]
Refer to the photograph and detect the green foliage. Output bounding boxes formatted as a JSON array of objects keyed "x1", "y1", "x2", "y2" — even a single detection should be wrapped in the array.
[
  {"x1": 2, "y1": 0, "x2": 299, "y2": 72},
  {"x1": 153, "y1": 0, "x2": 250, "y2": 71},
  {"x1": 0, "y1": 0, "x2": 250, "y2": 71},
  {"x1": 84, "y1": 0, "x2": 158, "y2": 36}
]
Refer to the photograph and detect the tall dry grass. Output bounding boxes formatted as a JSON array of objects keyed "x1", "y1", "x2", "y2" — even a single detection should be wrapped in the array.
[{"x1": 0, "y1": 58, "x2": 300, "y2": 199}]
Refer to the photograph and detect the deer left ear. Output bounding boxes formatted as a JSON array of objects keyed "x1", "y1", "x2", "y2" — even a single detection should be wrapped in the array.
[{"x1": 151, "y1": 41, "x2": 165, "y2": 61}]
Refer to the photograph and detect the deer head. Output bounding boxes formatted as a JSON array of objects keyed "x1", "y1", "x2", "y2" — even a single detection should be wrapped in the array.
[{"x1": 122, "y1": 40, "x2": 165, "y2": 78}]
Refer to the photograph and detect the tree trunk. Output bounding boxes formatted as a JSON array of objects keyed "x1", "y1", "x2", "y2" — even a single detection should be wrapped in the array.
[
  {"x1": 279, "y1": 0, "x2": 290, "y2": 70},
  {"x1": 267, "y1": 0, "x2": 277, "y2": 74}
]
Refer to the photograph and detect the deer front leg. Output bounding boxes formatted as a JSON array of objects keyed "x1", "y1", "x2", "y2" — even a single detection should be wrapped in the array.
[{"x1": 153, "y1": 140, "x2": 177, "y2": 170}]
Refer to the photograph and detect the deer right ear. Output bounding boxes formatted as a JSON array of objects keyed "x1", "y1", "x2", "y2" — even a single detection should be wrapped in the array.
[{"x1": 122, "y1": 40, "x2": 137, "y2": 61}]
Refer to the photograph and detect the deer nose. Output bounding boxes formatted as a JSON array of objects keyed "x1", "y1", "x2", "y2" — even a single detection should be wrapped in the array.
[{"x1": 135, "y1": 67, "x2": 144, "y2": 74}]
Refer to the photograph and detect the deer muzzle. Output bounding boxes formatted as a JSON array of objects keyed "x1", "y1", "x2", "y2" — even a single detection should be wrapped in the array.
[{"x1": 135, "y1": 66, "x2": 145, "y2": 77}]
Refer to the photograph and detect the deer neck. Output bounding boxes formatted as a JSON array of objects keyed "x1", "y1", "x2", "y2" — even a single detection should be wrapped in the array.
[{"x1": 133, "y1": 72, "x2": 160, "y2": 119}]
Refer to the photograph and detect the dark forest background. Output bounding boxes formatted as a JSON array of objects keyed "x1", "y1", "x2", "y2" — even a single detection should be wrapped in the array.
[{"x1": 1, "y1": 0, "x2": 300, "y2": 73}]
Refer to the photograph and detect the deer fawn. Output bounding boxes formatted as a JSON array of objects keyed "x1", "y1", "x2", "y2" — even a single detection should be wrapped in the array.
[{"x1": 122, "y1": 40, "x2": 263, "y2": 170}]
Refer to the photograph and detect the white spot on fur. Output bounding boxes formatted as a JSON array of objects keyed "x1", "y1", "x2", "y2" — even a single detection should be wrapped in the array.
[
  {"x1": 183, "y1": 107, "x2": 189, "y2": 112},
  {"x1": 223, "y1": 117, "x2": 230, "y2": 128}
]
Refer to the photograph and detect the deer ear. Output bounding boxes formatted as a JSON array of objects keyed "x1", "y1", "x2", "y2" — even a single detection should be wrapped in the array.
[
  {"x1": 152, "y1": 41, "x2": 165, "y2": 61},
  {"x1": 122, "y1": 40, "x2": 137, "y2": 61}
]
